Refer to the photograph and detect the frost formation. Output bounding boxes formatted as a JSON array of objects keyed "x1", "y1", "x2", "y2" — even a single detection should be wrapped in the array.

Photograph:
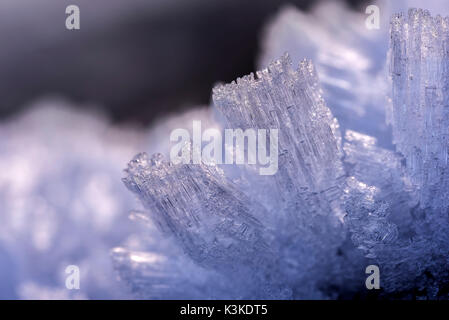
[{"x1": 115, "y1": 8, "x2": 449, "y2": 299}]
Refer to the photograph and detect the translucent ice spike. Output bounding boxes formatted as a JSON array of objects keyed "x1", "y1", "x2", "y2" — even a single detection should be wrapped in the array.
[
  {"x1": 122, "y1": 153, "x2": 274, "y2": 272},
  {"x1": 212, "y1": 54, "x2": 344, "y2": 220},
  {"x1": 389, "y1": 8, "x2": 449, "y2": 210}
]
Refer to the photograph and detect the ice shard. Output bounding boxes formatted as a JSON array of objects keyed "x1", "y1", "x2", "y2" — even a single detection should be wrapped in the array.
[
  {"x1": 122, "y1": 152, "x2": 271, "y2": 268},
  {"x1": 212, "y1": 56, "x2": 349, "y2": 298},
  {"x1": 212, "y1": 54, "x2": 345, "y2": 218},
  {"x1": 121, "y1": 153, "x2": 293, "y2": 298},
  {"x1": 258, "y1": 3, "x2": 391, "y2": 147},
  {"x1": 340, "y1": 9, "x2": 449, "y2": 296},
  {"x1": 389, "y1": 8, "x2": 449, "y2": 211}
]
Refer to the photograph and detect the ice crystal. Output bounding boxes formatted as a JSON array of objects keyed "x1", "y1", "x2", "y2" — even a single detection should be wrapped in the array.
[
  {"x1": 212, "y1": 54, "x2": 344, "y2": 197},
  {"x1": 122, "y1": 153, "x2": 292, "y2": 298},
  {"x1": 118, "y1": 7, "x2": 449, "y2": 299},
  {"x1": 5, "y1": 3, "x2": 448, "y2": 300},
  {"x1": 389, "y1": 8, "x2": 449, "y2": 211},
  {"x1": 122, "y1": 153, "x2": 271, "y2": 270},
  {"x1": 119, "y1": 56, "x2": 355, "y2": 299},
  {"x1": 259, "y1": 2, "x2": 391, "y2": 147},
  {"x1": 343, "y1": 8, "x2": 449, "y2": 296}
]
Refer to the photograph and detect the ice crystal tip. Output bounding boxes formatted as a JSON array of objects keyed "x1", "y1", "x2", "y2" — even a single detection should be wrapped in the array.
[{"x1": 212, "y1": 53, "x2": 293, "y2": 96}]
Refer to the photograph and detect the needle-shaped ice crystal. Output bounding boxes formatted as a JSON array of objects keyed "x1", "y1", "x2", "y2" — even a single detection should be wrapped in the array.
[{"x1": 389, "y1": 8, "x2": 449, "y2": 211}]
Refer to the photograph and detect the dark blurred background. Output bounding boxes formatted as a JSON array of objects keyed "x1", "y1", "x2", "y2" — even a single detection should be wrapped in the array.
[{"x1": 0, "y1": 0, "x2": 367, "y2": 125}]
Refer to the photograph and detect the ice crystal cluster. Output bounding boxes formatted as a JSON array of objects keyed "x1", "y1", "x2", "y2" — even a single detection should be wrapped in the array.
[
  {"x1": 2, "y1": 2, "x2": 448, "y2": 300},
  {"x1": 121, "y1": 57, "x2": 357, "y2": 299},
  {"x1": 116, "y1": 8, "x2": 449, "y2": 299}
]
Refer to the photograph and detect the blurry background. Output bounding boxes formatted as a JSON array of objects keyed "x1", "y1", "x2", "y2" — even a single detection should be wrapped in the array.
[{"x1": 0, "y1": 0, "x2": 367, "y2": 125}]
